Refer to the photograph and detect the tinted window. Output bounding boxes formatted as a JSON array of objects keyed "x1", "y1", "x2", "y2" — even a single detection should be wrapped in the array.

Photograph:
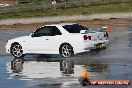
[
  {"x1": 32, "y1": 26, "x2": 61, "y2": 37},
  {"x1": 63, "y1": 24, "x2": 88, "y2": 33},
  {"x1": 52, "y1": 26, "x2": 62, "y2": 36},
  {"x1": 33, "y1": 26, "x2": 52, "y2": 37}
]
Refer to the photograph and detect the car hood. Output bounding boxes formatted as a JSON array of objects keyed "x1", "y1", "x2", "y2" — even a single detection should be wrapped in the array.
[{"x1": 9, "y1": 36, "x2": 29, "y2": 42}]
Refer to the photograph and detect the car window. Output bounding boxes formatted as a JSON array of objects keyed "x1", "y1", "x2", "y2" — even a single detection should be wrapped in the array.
[
  {"x1": 33, "y1": 26, "x2": 52, "y2": 37},
  {"x1": 52, "y1": 26, "x2": 62, "y2": 36},
  {"x1": 32, "y1": 26, "x2": 61, "y2": 37},
  {"x1": 63, "y1": 24, "x2": 88, "y2": 33}
]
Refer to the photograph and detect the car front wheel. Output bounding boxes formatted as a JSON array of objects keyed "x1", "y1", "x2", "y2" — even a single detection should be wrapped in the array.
[
  {"x1": 59, "y1": 44, "x2": 74, "y2": 58},
  {"x1": 11, "y1": 43, "x2": 25, "y2": 58}
]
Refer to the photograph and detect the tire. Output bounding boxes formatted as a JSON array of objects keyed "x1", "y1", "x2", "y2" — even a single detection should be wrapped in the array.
[
  {"x1": 59, "y1": 43, "x2": 74, "y2": 58},
  {"x1": 11, "y1": 43, "x2": 25, "y2": 58}
]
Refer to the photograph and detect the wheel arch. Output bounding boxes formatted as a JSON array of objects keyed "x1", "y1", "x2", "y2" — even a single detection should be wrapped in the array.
[{"x1": 11, "y1": 42, "x2": 20, "y2": 46}]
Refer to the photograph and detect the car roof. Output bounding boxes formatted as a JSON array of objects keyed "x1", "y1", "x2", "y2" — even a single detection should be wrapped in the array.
[{"x1": 43, "y1": 23, "x2": 77, "y2": 27}]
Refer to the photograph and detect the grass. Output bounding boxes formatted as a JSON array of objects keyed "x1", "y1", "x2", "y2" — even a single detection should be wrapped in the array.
[{"x1": 0, "y1": 3, "x2": 132, "y2": 19}]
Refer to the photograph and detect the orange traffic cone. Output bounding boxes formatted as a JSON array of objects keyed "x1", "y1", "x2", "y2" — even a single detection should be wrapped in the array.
[
  {"x1": 107, "y1": 24, "x2": 111, "y2": 32},
  {"x1": 82, "y1": 67, "x2": 89, "y2": 78}
]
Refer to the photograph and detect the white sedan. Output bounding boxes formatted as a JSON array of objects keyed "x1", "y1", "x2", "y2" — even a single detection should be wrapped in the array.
[{"x1": 6, "y1": 23, "x2": 98, "y2": 58}]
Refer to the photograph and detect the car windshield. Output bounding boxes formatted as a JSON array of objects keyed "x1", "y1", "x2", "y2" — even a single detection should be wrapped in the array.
[{"x1": 63, "y1": 24, "x2": 88, "y2": 33}]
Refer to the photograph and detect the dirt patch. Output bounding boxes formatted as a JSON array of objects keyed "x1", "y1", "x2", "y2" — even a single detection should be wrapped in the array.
[{"x1": 0, "y1": 18, "x2": 131, "y2": 30}]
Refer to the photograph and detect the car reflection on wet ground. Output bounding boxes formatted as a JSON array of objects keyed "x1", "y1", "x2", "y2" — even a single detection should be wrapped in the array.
[
  {"x1": 0, "y1": 25, "x2": 132, "y2": 88},
  {"x1": 0, "y1": 55, "x2": 131, "y2": 88}
]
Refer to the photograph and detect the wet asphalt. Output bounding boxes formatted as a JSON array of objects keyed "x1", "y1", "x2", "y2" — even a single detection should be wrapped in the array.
[{"x1": 0, "y1": 25, "x2": 132, "y2": 88}]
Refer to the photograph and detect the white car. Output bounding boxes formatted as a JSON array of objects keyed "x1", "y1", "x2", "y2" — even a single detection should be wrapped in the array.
[{"x1": 6, "y1": 23, "x2": 99, "y2": 58}]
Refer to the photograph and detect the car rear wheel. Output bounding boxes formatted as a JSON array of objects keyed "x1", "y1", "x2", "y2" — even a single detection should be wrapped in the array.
[
  {"x1": 60, "y1": 44, "x2": 74, "y2": 58},
  {"x1": 11, "y1": 43, "x2": 25, "y2": 58}
]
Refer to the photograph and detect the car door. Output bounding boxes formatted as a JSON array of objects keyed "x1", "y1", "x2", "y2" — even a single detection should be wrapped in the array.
[
  {"x1": 48, "y1": 26, "x2": 62, "y2": 52},
  {"x1": 25, "y1": 26, "x2": 53, "y2": 53},
  {"x1": 25, "y1": 26, "x2": 62, "y2": 53}
]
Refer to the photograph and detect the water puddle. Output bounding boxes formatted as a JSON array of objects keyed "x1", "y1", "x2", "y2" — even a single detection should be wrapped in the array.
[{"x1": 6, "y1": 57, "x2": 132, "y2": 80}]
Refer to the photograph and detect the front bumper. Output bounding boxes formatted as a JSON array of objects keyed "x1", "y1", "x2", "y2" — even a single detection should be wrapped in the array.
[
  {"x1": 5, "y1": 45, "x2": 10, "y2": 53},
  {"x1": 5, "y1": 41, "x2": 11, "y2": 54}
]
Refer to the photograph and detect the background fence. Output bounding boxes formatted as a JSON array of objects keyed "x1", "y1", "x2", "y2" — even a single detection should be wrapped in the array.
[
  {"x1": 0, "y1": 0, "x2": 132, "y2": 13},
  {"x1": 0, "y1": 0, "x2": 132, "y2": 23}
]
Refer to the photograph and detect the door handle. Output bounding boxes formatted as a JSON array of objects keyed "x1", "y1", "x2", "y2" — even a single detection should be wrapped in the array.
[{"x1": 46, "y1": 39, "x2": 49, "y2": 40}]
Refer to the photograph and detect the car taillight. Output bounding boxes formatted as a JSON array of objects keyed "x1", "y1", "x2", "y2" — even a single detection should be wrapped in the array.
[
  {"x1": 88, "y1": 36, "x2": 91, "y2": 40},
  {"x1": 83, "y1": 35, "x2": 91, "y2": 40}
]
